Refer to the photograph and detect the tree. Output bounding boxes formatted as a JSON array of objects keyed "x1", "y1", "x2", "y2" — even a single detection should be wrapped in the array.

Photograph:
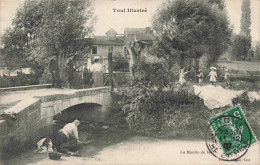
[
  {"x1": 255, "y1": 42, "x2": 260, "y2": 60},
  {"x1": 240, "y1": 0, "x2": 251, "y2": 61},
  {"x1": 240, "y1": 0, "x2": 251, "y2": 38},
  {"x1": 152, "y1": 0, "x2": 231, "y2": 75},
  {"x1": 1, "y1": 0, "x2": 95, "y2": 85},
  {"x1": 231, "y1": 34, "x2": 251, "y2": 61}
]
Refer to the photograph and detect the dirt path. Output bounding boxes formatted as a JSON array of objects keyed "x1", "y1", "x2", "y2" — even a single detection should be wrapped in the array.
[{"x1": 1, "y1": 136, "x2": 259, "y2": 165}]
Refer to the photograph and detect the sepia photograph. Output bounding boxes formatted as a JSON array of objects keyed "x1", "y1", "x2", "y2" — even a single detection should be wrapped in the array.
[{"x1": 0, "y1": 0, "x2": 259, "y2": 164}]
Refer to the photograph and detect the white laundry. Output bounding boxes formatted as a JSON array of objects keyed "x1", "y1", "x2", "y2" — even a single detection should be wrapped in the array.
[
  {"x1": 247, "y1": 91, "x2": 260, "y2": 102},
  {"x1": 36, "y1": 137, "x2": 53, "y2": 153},
  {"x1": 193, "y1": 85, "x2": 244, "y2": 109}
]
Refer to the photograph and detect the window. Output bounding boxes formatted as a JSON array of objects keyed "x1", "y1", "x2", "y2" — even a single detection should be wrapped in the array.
[
  {"x1": 108, "y1": 46, "x2": 113, "y2": 53},
  {"x1": 92, "y1": 46, "x2": 97, "y2": 54}
]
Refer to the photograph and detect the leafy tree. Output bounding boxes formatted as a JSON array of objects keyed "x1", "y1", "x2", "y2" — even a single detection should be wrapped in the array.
[
  {"x1": 255, "y1": 42, "x2": 260, "y2": 60},
  {"x1": 240, "y1": 0, "x2": 251, "y2": 38},
  {"x1": 240, "y1": 0, "x2": 251, "y2": 60},
  {"x1": 231, "y1": 34, "x2": 251, "y2": 61},
  {"x1": 1, "y1": 0, "x2": 95, "y2": 85},
  {"x1": 152, "y1": 0, "x2": 231, "y2": 74}
]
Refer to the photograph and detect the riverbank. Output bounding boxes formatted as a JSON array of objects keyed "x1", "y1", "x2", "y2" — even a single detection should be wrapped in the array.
[{"x1": 2, "y1": 135, "x2": 259, "y2": 165}]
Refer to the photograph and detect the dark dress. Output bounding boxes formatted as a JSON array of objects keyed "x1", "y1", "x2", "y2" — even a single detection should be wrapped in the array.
[
  {"x1": 49, "y1": 58, "x2": 61, "y2": 88},
  {"x1": 66, "y1": 59, "x2": 75, "y2": 88}
]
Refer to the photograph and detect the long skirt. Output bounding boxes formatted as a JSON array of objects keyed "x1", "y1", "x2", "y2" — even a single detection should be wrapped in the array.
[{"x1": 93, "y1": 71, "x2": 103, "y2": 87}]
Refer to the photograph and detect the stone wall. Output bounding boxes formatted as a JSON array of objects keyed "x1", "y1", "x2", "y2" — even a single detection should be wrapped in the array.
[{"x1": 0, "y1": 87, "x2": 111, "y2": 159}]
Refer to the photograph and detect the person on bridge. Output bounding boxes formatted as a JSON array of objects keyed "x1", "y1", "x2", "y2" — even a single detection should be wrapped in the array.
[
  {"x1": 55, "y1": 119, "x2": 82, "y2": 156},
  {"x1": 49, "y1": 56, "x2": 62, "y2": 88},
  {"x1": 66, "y1": 57, "x2": 75, "y2": 89},
  {"x1": 90, "y1": 58, "x2": 104, "y2": 87}
]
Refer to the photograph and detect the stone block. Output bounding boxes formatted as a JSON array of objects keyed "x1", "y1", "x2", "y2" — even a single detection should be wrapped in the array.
[
  {"x1": 84, "y1": 95, "x2": 91, "y2": 103},
  {"x1": 45, "y1": 117, "x2": 53, "y2": 125},
  {"x1": 41, "y1": 106, "x2": 55, "y2": 119},
  {"x1": 28, "y1": 110, "x2": 39, "y2": 121},
  {"x1": 40, "y1": 101, "x2": 55, "y2": 108},
  {"x1": 53, "y1": 100, "x2": 62, "y2": 105},
  {"x1": 70, "y1": 97, "x2": 79, "y2": 106},
  {"x1": 62, "y1": 99, "x2": 71, "y2": 110},
  {"x1": 91, "y1": 95, "x2": 98, "y2": 104},
  {"x1": 0, "y1": 121, "x2": 8, "y2": 135},
  {"x1": 103, "y1": 96, "x2": 111, "y2": 105},
  {"x1": 98, "y1": 96, "x2": 104, "y2": 105},
  {"x1": 53, "y1": 104, "x2": 62, "y2": 114},
  {"x1": 63, "y1": 94, "x2": 71, "y2": 99},
  {"x1": 43, "y1": 94, "x2": 62, "y2": 102},
  {"x1": 78, "y1": 96, "x2": 84, "y2": 104}
]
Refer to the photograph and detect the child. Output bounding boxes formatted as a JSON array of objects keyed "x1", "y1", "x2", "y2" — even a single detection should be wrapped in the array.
[
  {"x1": 197, "y1": 69, "x2": 204, "y2": 85},
  {"x1": 179, "y1": 67, "x2": 189, "y2": 86},
  {"x1": 208, "y1": 67, "x2": 217, "y2": 85},
  {"x1": 224, "y1": 69, "x2": 231, "y2": 88}
]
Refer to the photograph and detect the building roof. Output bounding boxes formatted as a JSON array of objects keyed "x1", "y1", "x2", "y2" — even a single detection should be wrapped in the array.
[
  {"x1": 124, "y1": 28, "x2": 147, "y2": 34},
  {"x1": 124, "y1": 27, "x2": 155, "y2": 42},
  {"x1": 135, "y1": 32, "x2": 155, "y2": 41},
  {"x1": 93, "y1": 35, "x2": 124, "y2": 46},
  {"x1": 106, "y1": 28, "x2": 117, "y2": 35}
]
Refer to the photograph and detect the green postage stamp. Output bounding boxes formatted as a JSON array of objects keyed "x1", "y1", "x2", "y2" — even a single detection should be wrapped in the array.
[{"x1": 206, "y1": 105, "x2": 257, "y2": 161}]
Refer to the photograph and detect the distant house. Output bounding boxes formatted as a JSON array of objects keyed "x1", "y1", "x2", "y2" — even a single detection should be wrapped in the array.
[
  {"x1": 87, "y1": 28, "x2": 125, "y2": 72},
  {"x1": 124, "y1": 27, "x2": 155, "y2": 43},
  {"x1": 86, "y1": 27, "x2": 155, "y2": 72}
]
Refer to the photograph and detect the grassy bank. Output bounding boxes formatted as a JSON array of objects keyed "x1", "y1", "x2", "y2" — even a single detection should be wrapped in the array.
[{"x1": 113, "y1": 89, "x2": 260, "y2": 140}]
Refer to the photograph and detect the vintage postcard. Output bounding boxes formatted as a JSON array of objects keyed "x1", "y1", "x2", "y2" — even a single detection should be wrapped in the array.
[{"x1": 0, "y1": 0, "x2": 259, "y2": 164}]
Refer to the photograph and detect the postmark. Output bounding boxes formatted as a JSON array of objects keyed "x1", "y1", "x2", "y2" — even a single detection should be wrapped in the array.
[{"x1": 205, "y1": 106, "x2": 257, "y2": 161}]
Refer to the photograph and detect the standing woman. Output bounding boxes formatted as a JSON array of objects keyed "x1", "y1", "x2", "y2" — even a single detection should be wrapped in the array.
[
  {"x1": 208, "y1": 67, "x2": 218, "y2": 85},
  {"x1": 91, "y1": 58, "x2": 104, "y2": 87}
]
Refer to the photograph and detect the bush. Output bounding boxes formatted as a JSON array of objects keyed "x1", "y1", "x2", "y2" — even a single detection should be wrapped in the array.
[
  {"x1": 120, "y1": 85, "x2": 260, "y2": 139},
  {"x1": 112, "y1": 52, "x2": 130, "y2": 72},
  {"x1": 231, "y1": 80, "x2": 258, "y2": 91},
  {"x1": 121, "y1": 86, "x2": 207, "y2": 136},
  {"x1": 39, "y1": 68, "x2": 52, "y2": 84},
  {"x1": 0, "y1": 73, "x2": 39, "y2": 88}
]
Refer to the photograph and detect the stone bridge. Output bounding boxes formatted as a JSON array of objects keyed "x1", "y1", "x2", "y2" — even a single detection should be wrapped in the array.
[{"x1": 0, "y1": 87, "x2": 111, "y2": 156}]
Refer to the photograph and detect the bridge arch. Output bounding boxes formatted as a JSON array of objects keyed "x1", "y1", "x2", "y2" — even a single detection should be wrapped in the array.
[{"x1": 0, "y1": 87, "x2": 111, "y2": 157}]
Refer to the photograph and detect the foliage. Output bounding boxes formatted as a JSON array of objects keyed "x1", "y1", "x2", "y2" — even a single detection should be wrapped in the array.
[
  {"x1": 232, "y1": 91, "x2": 250, "y2": 106},
  {"x1": 230, "y1": 80, "x2": 258, "y2": 91},
  {"x1": 130, "y1": 57, "x2": 175, "y2": 90},
  {"x1": 231, "y1": 34, "x2": 251, "y2": 61},
  {"x1": 254, "y1": 42, "x2": 260, "y2": 60},
  {"x1": 152, "y1": 0, "x2": 231, "y2": 69},
  {"x1": 112, "y1": 52, "x2": 129, "y2": 72},
  {"x1": 1, "y1": 0, "x2": 95, "y2": 86},
  {"x1": 240, "y1": 0, "x2": 251, "y2": 38},
  {"x1": 120, "y1": 82, "x2": 259, "y2": 138},
  {"x1": 120, "y1": 84, "x2": 207, "y2": 136},
  {"x1": 0, "y1": 73, "x2": 39, "y2": 88}
]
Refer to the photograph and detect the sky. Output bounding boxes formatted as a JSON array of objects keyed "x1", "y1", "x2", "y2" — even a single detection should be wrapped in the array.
[{"x1": 0, "y1": 0, "x2": 259, "y2": 42}]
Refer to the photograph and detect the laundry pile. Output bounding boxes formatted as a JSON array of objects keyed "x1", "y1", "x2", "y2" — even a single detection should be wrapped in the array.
[{"x1": 193, "y1": 85, "x2": 259, "y2": 109}]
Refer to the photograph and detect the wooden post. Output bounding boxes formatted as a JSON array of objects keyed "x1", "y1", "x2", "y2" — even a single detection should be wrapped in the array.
[{"x1": 108, "y1": 52, "x2": 114, "y2": 91}]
